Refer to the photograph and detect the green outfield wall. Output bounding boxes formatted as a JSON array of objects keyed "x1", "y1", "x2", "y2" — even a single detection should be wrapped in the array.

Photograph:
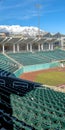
[
  {"x1": 23, "y1": 61, "x2": 60, "y2": 73},
  {"x1": 14, "y1": 61, "x2": 60, "y2": 77}
]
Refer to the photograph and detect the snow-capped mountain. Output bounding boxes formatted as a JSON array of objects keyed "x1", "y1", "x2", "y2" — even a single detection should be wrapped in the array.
[{"x1": 0, "y1": 25, "x2": 45, "y2": 37}]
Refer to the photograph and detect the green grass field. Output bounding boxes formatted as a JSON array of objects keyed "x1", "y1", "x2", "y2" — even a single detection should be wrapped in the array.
[{"x1": 35, "y1": 71, "x2": 65, "y2": 86}]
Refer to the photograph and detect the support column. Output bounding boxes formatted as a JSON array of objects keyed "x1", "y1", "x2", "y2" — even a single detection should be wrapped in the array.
[
  {"x1": 26, "y1": 43, "x2": 29, "y2": 51},
  {"x1": 61, "y1": 38, "x2": 64, "y2": 49},
  {"x1": 17, "y1": 44, "x2": 19, "y2": 52},
  {"x1": 2, "y1": 44, "x2": 5, "y2": 54},
  {"x1": 13, "y1": 44, "x2": 15, "y2": 53},
  {"x1": 41, "y1": 44, "x2": 43, "y2": 51},
  {"x1": 30, "y1": 44, "x2": 32, "y2": 52},
  {"x1": 38, "y1": 44, "x2": 40, "y2": 51},
  {"x1": 49, "y1": 43, "x2": 51, "y2": 50},
  {"x1": 51, "y1": 44, "x2": 53, "y2": 50}
]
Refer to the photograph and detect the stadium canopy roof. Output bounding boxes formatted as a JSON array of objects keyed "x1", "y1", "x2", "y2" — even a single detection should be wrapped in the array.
[
  {"x1": 0, "y1": 35, "x2": 65, "y2": 46},
  {"x1": 43, "y1": 32, "x2": 53, "y2": 38},
  {"x1": 53, "y1": 32, "x2": 65, "y2": 38}
]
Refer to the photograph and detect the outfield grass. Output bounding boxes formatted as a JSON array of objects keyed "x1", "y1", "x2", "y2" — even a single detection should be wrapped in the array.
[{"x1": 35, "y1": 71, "x2": 65, "y2": 86}]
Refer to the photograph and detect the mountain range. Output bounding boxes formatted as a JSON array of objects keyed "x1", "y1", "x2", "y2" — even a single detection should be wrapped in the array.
[
  {"x1": 0, "y1": 25, "x2": 46, "y2": 37},
  {"x1": 0, "y1": 25, "x2": 65, "y2": 38}
]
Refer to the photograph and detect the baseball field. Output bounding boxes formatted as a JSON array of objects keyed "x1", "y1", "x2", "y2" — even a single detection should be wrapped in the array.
[{"x1": 20, "y1": 67, "x2": 65, "y2": 91}]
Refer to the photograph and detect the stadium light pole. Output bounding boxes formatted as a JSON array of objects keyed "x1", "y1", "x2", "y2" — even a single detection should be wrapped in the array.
[{"x1": 36, "y1": 4, "x2": 41, "y2": 39}]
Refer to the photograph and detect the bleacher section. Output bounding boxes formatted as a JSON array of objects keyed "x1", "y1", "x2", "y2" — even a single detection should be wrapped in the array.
[
  {"x1": 8, "y1": 49, "x2": 65, "y2": 66},
  {"x1": 4, "y1": 84, "x2": 65, "y2": 130},
  {"x1": 0, "y1": 49, "x2": 65, "y2": 76},
  {"x1": 0, "y1": 76, "x2": 40, "y2": 130},
  {"x1": 0, "y1": 76, "x2": 65, "y2": 130},
  {"x1": 36, "y1": 49, "x2": 65, "y2": 61},
  {"x1": 0, "y1": 54, "x2": 19, "y2": 76},
  {"x1": 0, "y1": 49, "x2": 65, "y2": 129}
]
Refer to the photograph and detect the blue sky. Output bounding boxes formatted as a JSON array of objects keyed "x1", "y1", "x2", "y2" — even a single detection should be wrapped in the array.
[{"x1": 0, "y1": 0, "x2": 65, "y2": 34}]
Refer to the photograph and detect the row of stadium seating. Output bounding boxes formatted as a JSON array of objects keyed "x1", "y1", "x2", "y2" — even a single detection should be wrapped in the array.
[
  {"x1": 0, "y1": 76, "x2": 40, "y2": 130},
  {"x1": 36, "y1": 49, "x2": 65, "y2": 61},
  {"x1": 10, "y1": 86, "x2": 65, "y2": 130},
  {"x1": 0, "y1": 49, "x2": 65, "y2": 76},
  {"x1": 7, "y1": 52, "x2": 50, "y2": 66},
  {"x1": 7, "y1": 49, "x2": 65, "y2": 66},
  {"x1": 0, "y1": 54, "x2": 19, "y2": 76},
  {"x1": 1, "y1": 80, "x2": 65, "y2": 130}
]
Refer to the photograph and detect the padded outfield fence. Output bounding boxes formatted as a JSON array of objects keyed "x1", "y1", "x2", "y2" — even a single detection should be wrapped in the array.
[{"x1": 14, "y1": 61, "x2": 60, "y2": 77}]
